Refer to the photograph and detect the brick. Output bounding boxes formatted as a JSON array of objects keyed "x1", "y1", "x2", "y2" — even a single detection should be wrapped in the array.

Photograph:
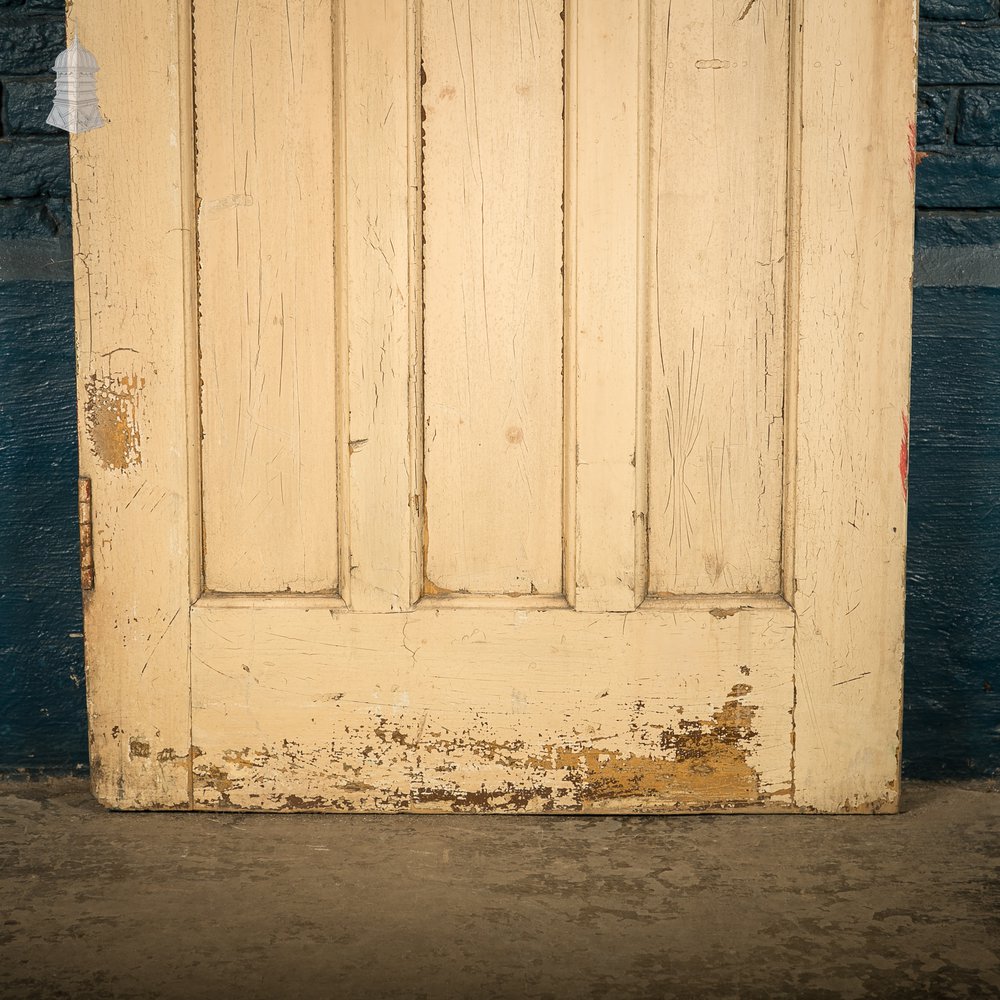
[
  {"x1": 917, "y1": 148, "x2": 1000, "y2": 206},
  {"x1": 0, "y1": 2, "x2": 68, "y2": 10},
  {"x1": 0, "y1": 137, "x2": 68, "y2": 197},
  {"x1": 920, "y1": 0, "x2": 999, "y2": 18},
  {"x1": 3, "y1": 77, "x2": 58, "y2": 135},
  {"x1": 916, "y1": 210, "x2": 1000, "y2": 246},
  {"x1": 920, "y1": 24, "x2": 1000, "y2": 84},
  {"x1": 917, "y1": 87, "x2": 954, "y2": 146},
  {"x1": 0, "y1": 18, "x2": 65, "y2": 75},
  {"x1": 44, "y1": 195, "x2": 69, "y2": 234},
  {"x1": 0, "y1": 198, "x2": 59, "y2": 238},
  {"x1": 957, "y1": 87, "x2": 1000, "y2": 145}
]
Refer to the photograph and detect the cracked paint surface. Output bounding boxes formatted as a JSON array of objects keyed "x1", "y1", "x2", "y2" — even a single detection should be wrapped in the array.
[{"x1": 186, "y1": 605, "x2": 796, "y2": 813}]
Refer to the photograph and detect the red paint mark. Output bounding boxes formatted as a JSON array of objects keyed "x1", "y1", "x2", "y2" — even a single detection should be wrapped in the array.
[
  {"x1": 899, "y1": 411, "x2": 909, "y2": 502},
  {"x1": 908, "y1": 120, "x2": 917, "y2": 183}
]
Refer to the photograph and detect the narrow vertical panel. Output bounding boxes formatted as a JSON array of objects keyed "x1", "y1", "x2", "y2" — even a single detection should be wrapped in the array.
[
  {"x1": 196, "y1": 0, "x2": 338, "y2": 594},
  {"x1": 647, "y1": 0, "x2": 788, "y2": 596},
  {"x1": 342, "y1": 0, "x2": 420, "y2": 611},
  {"x1": 792, "y1": 1, "x2": 915, "y2": 811},
  {"x1": 71, "y1": 0, "x2": 195, "y2": 807},
  {"x1": 421, "y1": 0, "x2": 564, "y2": 596},
  {"x1": 570, "y1": 0, "x2": 643, "y2": 613}
]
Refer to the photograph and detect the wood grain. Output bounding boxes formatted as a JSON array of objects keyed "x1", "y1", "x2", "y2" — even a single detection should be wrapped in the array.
[
  {"x1": 421, "y1": 0, "x2": 564, "y2": 596},
  {"x1": 195, "y1": 0, "x2": 339, "y2": 594},
  {"x1": 647, "y1": 0, "x2": 789, "y2": 596}
]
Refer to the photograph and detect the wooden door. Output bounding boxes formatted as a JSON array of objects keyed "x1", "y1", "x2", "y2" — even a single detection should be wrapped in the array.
[{"x1": 70, "y1": 0, "x2": 916, "y2": 813}]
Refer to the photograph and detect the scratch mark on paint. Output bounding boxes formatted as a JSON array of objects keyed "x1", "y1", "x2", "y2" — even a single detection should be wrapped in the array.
[{"x1": 833, "y1": 671, "x2": 871, "y2": 687}]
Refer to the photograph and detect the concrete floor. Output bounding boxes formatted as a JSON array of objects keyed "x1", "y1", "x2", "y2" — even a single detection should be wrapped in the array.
[{"x1": 1, "y1": 780, "x2": 998, "y2": 1000}]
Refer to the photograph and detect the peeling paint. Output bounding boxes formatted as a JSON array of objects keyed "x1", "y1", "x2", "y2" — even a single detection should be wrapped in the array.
[
  {"x1": 84, "y1": 372, "x2": 143, "y2": 471},
  {"x1": 709, "y1": 606, "x2": 749, "y2": 619},
  {"x1": 558, "y1": 686, "x2": 762, "y2": 808},
  {"x1": 190, "y1": 685, "x2": 766, "y2": 813}
]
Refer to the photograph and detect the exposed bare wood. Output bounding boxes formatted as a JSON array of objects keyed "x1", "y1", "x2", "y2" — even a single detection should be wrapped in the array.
[
  {"x1": 70, "y1": 0, "x2": 195, "y2": 807},
  {"x1": 191, "y1": 603, "x2": 795, "y2": 812},
  {"x1": 421, "y1": 0, "x2": 564, "y2": 596},
  {"x1": 791, "y1": 0, "x2": 916, "y2": 813},
  {"x1": 647, "y1": 0, "x2": 789, "y2": 595},
  {"x1": 195, "y1": 0, "x2": 338, "y2": 594}
]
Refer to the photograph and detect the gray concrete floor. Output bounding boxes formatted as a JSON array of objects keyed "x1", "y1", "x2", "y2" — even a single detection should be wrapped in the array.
[{"x1": 1, "y1": 779, "x2": 998, "y2": 1000}]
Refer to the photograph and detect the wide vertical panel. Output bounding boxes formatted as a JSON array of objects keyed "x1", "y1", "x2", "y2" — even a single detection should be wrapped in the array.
[
  {"x1": 647, "y1": 0, "x2": 788, "y2": 596},
  {"x1": 71, "y1": 0, "x2": 195, "y2": 807},
  {"x1": 341, "y1": 0, "x2": 420, "y2": 612},
  {"x1": 569, "y1": 0, "x2": 643, "y2": 613},
  {"x1": 196, "y1": 0, "x2": 338, "y2": 594},
  {"x1": 792, "y1": 1, "x2": 915, "y2": 811},
  {"x1": 421, "y1": 0, "x2": 564, "y2": 596}
]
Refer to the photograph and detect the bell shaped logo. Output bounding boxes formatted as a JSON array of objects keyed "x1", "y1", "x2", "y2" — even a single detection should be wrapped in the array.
[{"x1": 47, "y1": 34, "x2": 106, "y2": 134}]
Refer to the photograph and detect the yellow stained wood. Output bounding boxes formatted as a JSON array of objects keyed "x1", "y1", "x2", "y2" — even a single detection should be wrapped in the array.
[
  {"x1": 70, "y1": 0, "x2": 196, "y2": 807},
  {"x1": 421, "y1": 0, "x2": 564, "y2": 596},
  {"x1": 791, "y1": 0, "x2": 915, "y2": 813},
  {"x1": 647, "y1": 0, "x2": 789, "y2": 595},
  {"x1": 190, "y1": 603, "x2": 795, "y2": 812},
  {"x1": 195, "y1": 0, "x2": 339, "y2": 594},
  {"x1": 340, "y1": 0, "x2": 422, "y2": 611},
  {"x1": 567, "y1": 0, "x2": 645, "y2": 613}
]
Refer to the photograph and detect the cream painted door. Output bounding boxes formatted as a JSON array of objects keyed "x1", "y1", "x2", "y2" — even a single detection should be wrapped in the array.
[{"x1": 71, "y1": 0, "x2": 915, "y2": 813}]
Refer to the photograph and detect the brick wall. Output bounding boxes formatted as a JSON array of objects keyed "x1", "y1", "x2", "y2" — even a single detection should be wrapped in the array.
[
  {"x1": 907, "y1": 0, "x2": 1000, "y2": 777},
  {"x1": 0, "y1": 0, "x2": 86, "y2": 773},
  {"x1": 0, "y1": 0, "x2": 70, "y2": 243}
]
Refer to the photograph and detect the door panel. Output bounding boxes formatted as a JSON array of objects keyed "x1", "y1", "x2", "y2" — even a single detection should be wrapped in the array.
[
  {"x1": 191, "y1": 600, "x2": 794, "y2": 812},
  {"x1": 422, "y1": 0, "x2": 565, "y2": 597},
  {"x1": 195, "y1": 0, "x2": 339, "y2": 594},
  {"x1": 647, "y1": 0, "x2": 789, "y2": 596},
  {"x1": 72, "y1": 0, "x2": 916, "y2": 814}
]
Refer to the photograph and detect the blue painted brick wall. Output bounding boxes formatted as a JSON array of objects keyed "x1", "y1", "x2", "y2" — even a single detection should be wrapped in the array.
[
  {"x1": 0, "y1": 0, "x2": 85, "y2": 774},
  {"x1": 910, "y1": 0, "x2": 1000, "y2": 777}
]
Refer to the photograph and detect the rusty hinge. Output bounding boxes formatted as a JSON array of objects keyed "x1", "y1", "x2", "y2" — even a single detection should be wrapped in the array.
[{"x1": 79, "y1": 476, "x2": 94, "y2": 591}]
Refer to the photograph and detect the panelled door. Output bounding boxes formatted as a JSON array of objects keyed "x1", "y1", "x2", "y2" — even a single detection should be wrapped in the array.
[{"x1": 71, "y1": 0, "x2": 915, "y2": 812}]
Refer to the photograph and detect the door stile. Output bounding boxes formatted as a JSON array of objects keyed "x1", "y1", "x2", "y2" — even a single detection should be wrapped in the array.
[
  {"x1": 71, "y1": 0, "x2": 198, "y2": 808},
  {"x1": 339, "y1": 0, "x2": 423, "y2": 612},
  {"x1": 567, "y1": 0, "x2": 645, "y2": 614},
  {"x1": 790, "y1": 0, "x2": 916, "y2": 812}
]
